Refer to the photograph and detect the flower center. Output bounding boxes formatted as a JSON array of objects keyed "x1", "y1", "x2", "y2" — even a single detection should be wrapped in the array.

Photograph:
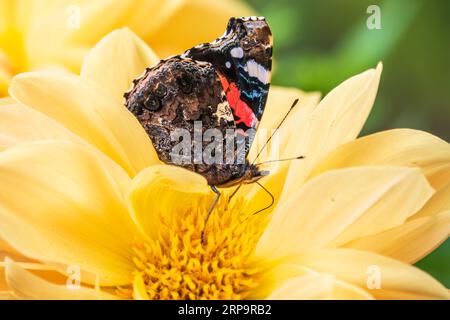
[{"x1": 122, "y1": 197, "x2": 265, "y2": 300}]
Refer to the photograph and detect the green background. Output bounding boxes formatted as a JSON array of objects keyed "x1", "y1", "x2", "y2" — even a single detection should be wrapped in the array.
[{"x1": 245, "y1": 0, "x2": 450, "y2": 286}]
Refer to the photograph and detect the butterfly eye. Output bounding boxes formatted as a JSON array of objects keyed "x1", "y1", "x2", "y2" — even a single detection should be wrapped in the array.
[
  {"x1": 155, "y1": 83, "x2": 167, "y2": 98},
  {"x1": 178, "y1": 74, "x2": 193, "y2": 94},
  {"x1": 144, "y1": 95, "x2": 162, "y2": 111}
]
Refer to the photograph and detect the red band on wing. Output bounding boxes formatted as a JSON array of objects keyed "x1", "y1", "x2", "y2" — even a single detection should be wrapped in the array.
[{"x1": 219, "y1": 74, "x2": 256, "y2": 128}]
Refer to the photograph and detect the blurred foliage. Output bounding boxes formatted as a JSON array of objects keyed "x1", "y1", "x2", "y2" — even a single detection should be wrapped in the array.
[{"x1": 245, "y1": 0, "x2": 450, "y2": 286}]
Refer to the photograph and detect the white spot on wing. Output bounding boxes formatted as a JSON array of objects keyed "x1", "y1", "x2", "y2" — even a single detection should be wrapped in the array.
[
  {"x1": 245, "y1": 60, "x2": 269, "y2": 84},
  {"x1": 230, "y1": 47, "x2": 244, "y2": 58},
  {"x1": 225, "y1": 61, "x2": 231, "y2": 69}
]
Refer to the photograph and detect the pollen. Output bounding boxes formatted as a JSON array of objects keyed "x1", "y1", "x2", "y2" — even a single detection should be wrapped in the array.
[{"x1": 119, "y1": 197, "x2": 266, "y2": 300}]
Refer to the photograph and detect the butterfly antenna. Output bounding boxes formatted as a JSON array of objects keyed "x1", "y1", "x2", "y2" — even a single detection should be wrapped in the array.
[
  {"x1": 255, "y1": 155, "x2": 305, "y2": 166},
  {"x1": 228, "y1": 156, "x2": 303, "y2": 203},
  {"x1": 230, "y1": 98, "x2": 301, "y2": 203},
  {"x1": 251, "y1": 98, "x2": 299, "y2": 165},
  {"x1": 251, "y1": 181, "x2": 275, "y2": 215}
]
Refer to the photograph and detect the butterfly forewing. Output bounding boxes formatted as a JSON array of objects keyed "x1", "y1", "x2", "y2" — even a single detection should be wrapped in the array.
[{"x1": 183, "y1": 17, "x2": 273, "y2": 134}]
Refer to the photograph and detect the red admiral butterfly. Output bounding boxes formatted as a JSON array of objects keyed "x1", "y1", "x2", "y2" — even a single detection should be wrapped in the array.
[{"x1": 125, "y1": 17, "x2": 297, "y2": 235}]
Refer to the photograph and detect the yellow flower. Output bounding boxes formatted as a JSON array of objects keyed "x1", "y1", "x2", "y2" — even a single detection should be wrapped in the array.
[
  {"x1": 0, "y1": 29, "x2": 449, "y2": 300},
  {"x1": 0, "y1": 0, "x2": 252, "y2": 96}
]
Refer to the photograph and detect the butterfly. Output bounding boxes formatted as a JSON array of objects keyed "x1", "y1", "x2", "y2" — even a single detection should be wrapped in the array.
[
  {"x1": 124, "y1": 17, "x2": 298, "y2": 234},
  {"x1": 125, "y1": 16, "x2": 274, "y2": 187}
]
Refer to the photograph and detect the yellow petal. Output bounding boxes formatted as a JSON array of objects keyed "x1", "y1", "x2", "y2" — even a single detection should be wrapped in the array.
[
  {"x1": 63, "y1": 1, "x2": 144, "y2": 44},
  {"x1": 0, "y1": 140, "x2": 143, "y2": 285},
  {"x1": 4, "y1": 258, "x2": 118, "y2": 300},
  {"x1": 306, "y1": 62, "x2": 383, "y2": 156},
  {"x1": 1, "y1": 259, "x2": 84, "y2": 289},
  {"x1": 0, "y1": 101, "x2": 82, "y2": 151},
  {"x1": 9, "y1": 71, "x2": 159, "y2": 176},
  {"x1": 25, "y1": 1, "x2": 131, "y2": 69},
  {"x1": 121, "y1": 0, "x2": 186, "y2": 43},
  {"x1": 280, "y1": 63, "x2": 383, "y2": 201},
  {"x1": 0, "y1": 264, "x2": 7, "y2": 291},
  {"x1": 0, "y1": 17, "x2": 27, "y2": 74},
  {"x1": 0, "y1": 292, "x2": 14, "y2": 299},
  {"x1": 310, "y1": 129, "x2": 450, "y2": 190},
  {"x1": 81, "y1": 28, "x2": 159, "y2": 102},
  {"x1": 343, "y1": 182, "x2": 450, "y2": 264},
  {"x1": 0, "y1": 268, "x2": 13, "y2": 298},
  {"x1": 247, "y1": 262, "x2": 312, "y2": 299},
  {"x1": 0, "y1": 1, "x2": 10, "y2": 32},
  {"x1": 267, "y1": 274, "x2": 336, "y2": 300},
  {"x1": 343, "y1": 211, "x2": 450, "y2": 263},
  {"x1": 256, "y1": 166, "x2": 433, "y2": 258},
  {"x1": 127, "y1": 165, "x2": 212, "y2": 239},
  {"x1": 147, "y1": 0, "x2": 254, "y2": 57},
  {"x1": 267, "y1": 274, "x2": 373, "y2": 300},
  {"x1": 1, "y1": 214, "x2": 35, "y2": 269},
  {"x1": 412, "y1": 182, "x2": 450, "y2": 219},
  {"x1": 1, "y1": 1, "x2": 83, "y2": 74},
  {"x1": 25, "y1": 1, "x2": 187, "y2": 72},
  {"x1": 292, "y1": 248, "x2": 449, "y2": 300},
  {"x1": 0, "y1": 0, "x2": 63, "y2": 32},
  {"x1": 133, "y1": 273, "x2": 150, "y2": 300},
  {"x1": 0, "y1": 96, "x2": 15, "y2": 105},
  {"x1": 0, "y1": 236, "x2": 28, "y2": 262},
  {"x1": 57, "y1": 1, "x2": 185, "y2": 47},
  {"x1": 331, "y1": 279, "x2": 376, "y2": 300},
  {"x1": 0, "y1": 64, "x2": 11, "y2": 96},
  {"x1": 251, "y1": 262, "x2": 373, "y2": 300}
]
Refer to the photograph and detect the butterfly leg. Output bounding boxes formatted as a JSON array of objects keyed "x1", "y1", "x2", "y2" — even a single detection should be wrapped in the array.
[{"x1": 202, "y1": 185, "x2": 221, "y2": 244}]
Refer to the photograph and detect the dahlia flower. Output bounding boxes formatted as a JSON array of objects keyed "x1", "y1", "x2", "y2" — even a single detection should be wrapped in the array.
[{"x1": 0, "y1": 29, "x2": 449, "y2": 300}]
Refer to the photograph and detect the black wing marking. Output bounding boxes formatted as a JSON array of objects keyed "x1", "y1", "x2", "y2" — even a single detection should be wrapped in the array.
[{"x1": 182, "y1": 17, "x2": 273, "y2": 130}]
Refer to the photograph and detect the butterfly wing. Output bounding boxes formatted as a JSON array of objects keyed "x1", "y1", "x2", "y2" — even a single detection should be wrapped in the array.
[
  {"x1": 182, "y1": 17, "x2": 273, "y2": 133},
  {"x1": 125, "y1": 17, "x2": 273, "y2": 187}
]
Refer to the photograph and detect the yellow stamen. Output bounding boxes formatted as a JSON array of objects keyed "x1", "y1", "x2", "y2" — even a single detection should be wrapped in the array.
[{"x1": 120, "y1": 197, "x2": 266, "y2": 300}]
